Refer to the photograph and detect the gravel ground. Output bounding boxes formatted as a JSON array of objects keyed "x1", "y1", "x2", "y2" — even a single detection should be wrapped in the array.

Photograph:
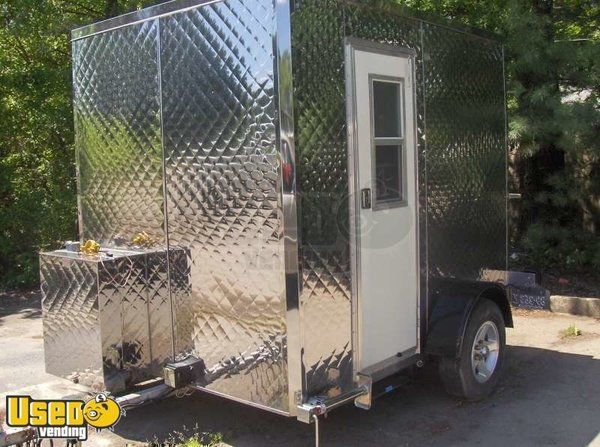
[{"x1": 1, "y1": 295, "x2": 599, "y2": 446}]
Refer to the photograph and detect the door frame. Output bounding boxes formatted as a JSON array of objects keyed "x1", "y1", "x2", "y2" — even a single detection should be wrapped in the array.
[{"x1": 344, "y1": 37, "x2": 421, "y2": 376}]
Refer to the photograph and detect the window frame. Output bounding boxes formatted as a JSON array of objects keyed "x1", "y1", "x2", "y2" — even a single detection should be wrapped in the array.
[{"x1": 369, "y1": 74, "x2": 408, "y2": 210}]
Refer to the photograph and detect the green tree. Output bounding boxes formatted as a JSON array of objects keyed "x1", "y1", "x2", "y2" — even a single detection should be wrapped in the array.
[
  {"x1": 0, "y1": 0, "x2": 154, "y2": 289},
  {"x1": 506, "y1": 1, "x2": 600, "y2": 271},
  {"x1": 398, "y1": 0, "x2": 599, "y2": 272}
]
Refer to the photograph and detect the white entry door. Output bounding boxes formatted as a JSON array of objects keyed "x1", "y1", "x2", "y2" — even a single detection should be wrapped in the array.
[{"x1": 346, "y1": 40, "x2": 418, "y2": 371}]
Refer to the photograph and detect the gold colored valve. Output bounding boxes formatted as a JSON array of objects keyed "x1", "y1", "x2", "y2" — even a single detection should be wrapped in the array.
[
  {"x1": 80, "y1": 240, "x2": 101, "y2": 255},
  {"x1": 132, "y1": 232, "x2": 156, "y2": 248}
]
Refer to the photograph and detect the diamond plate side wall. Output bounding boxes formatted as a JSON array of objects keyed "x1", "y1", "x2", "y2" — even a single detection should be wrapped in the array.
[
  {"x1": 73, "y1": 21, "x2": 165, "y2": 247},
  {"x1": 292, "y1": 0, "x2": 354, "y2": 397},
  {"x1": 160, "y1": 1, "x2": 288, "y2": 411},
  {"x1": 422, "y1": 24, "x2": 507, "y2": 281},
  {"x1": 72, "y1": 21, "x2": 174, "y2": 376}
]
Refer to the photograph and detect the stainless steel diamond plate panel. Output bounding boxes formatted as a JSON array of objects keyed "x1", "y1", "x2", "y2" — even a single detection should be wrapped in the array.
[
  {"x1": 41, "y1": 248, "x2": 181, "y2": 391},
  {"x1": 99, "y1": 254, "x2": 151, "y2": 382},
  {"x1": 422, "y1": 24, "x2": 507, "y2": 280},
  {"x1": 292, "y1": 0, "x2": 426, "y2": 396},
  {"x1": 72, "y1": 21, "x2": 165, "y2": 247},
  {"x1": 301, "y1": 246, "x2": 353, "y2": 394},
  {"x1": 72, "y1": 20, "x2": 175, "y2": 382},
  {"x1": 40, "y1": 254, "x2": 109, "y2": 391},
  {"x1": 41, "y1": 251, "x2": 128, "y2": 392},
  {"x1": 292, "y1": 0, "x2": 355, "y2": 397},
  {"x1": 160, "y1": 1, "x2": 288, "y2": 410},
  {"x1": 146, "y1": 251, "x2": 174, "y2": 372}
]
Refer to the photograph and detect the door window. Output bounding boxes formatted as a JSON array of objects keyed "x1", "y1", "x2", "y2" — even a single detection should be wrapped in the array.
[{"x1": 370, "y1": 77, "x2": 406, "y2": 208}]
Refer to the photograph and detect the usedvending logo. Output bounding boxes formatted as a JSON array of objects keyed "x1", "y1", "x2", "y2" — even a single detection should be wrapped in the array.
[{"x1": 5, "y1": 393, "x2": 122, "y2": 441}]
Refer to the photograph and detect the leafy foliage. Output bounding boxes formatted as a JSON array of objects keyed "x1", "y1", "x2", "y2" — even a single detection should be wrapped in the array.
[
  {"x1": 397, "y1": 1, "x2": 599, "y2": 273},
  {"x1": 561, "y1": 324, "x2": 582, "y2": 338},
  {"x1": 149, "y1": 425, "x2": 224, "y2": 447},
  {"x1": 0, "y1": 0, "x2": 155, "y2": 289},
  {"x1": 0, "y1": 0, "x2": 598, "y2": 289},
  {"x1": 504, "y1": 0, "x2": 599, "y2": 272}
]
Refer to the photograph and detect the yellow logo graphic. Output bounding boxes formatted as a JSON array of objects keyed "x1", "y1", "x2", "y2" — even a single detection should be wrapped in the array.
[
  {"x1": 5, "y1": 393, "x2": 122, "y2": 441},
  {"x1": 83, "y1": 394, "x2": 122, "y2": 429}
]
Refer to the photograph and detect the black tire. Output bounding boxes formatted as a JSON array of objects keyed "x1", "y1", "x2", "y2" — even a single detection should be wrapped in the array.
[{"x1": 438, "y1": 299, "x2": 506, "y2": 401}]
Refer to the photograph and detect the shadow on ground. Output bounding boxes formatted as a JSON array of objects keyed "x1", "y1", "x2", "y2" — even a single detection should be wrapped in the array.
[
  {"x1": 0, "y1": 290, "x2": 41, "y2": 324},
  {"x1": 107, "y1": 346, "x2": 600, "y2": 447}
]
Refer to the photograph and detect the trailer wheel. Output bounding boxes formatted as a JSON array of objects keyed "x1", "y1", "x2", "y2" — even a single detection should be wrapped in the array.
[{"x1": 439, "y1": 299, "x2": 505, "y2": 400}]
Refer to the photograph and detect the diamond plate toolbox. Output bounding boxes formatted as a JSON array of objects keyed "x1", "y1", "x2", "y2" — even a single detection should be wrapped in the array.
[{"x1": 40, "y1": 247, "x2": 187, "y2": 392}]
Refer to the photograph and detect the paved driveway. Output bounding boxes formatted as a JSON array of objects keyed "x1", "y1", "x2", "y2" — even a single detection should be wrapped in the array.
[
  {"x1": 1, "y1": 295, "x2": 599, "y2": 446},
  {"x1": 0, "y1": 293, "x2": 56, "y2": 394}
]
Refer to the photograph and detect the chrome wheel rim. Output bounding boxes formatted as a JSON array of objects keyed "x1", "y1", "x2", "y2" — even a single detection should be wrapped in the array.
[{"x1": 471, "y1": 321, "x2": 500, "y2": 383}]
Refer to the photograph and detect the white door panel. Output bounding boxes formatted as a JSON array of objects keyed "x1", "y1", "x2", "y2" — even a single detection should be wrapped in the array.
[{"x1": 348, "y1": 46, "x2": 418, "y2": 370}]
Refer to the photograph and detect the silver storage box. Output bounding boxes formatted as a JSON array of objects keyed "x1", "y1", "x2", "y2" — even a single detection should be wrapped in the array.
[{"x1": 40, "y1": 247, "x2": 187, "y2": 392}]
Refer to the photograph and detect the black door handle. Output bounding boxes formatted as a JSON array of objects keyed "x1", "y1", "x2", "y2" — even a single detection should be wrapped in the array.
[{"x1": 361, "y1": 188, "x2": 372, "y2": 209}]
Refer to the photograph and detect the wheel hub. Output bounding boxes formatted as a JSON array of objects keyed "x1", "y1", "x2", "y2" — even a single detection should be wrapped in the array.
[{"x1": 470, "y1": 321, "x2": 500, "y2": 383}]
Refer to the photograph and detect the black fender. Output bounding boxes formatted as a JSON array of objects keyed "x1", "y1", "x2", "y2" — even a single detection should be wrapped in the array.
[{"x1": 424, "y1": 278, "x2": 513, "y2": 358}]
